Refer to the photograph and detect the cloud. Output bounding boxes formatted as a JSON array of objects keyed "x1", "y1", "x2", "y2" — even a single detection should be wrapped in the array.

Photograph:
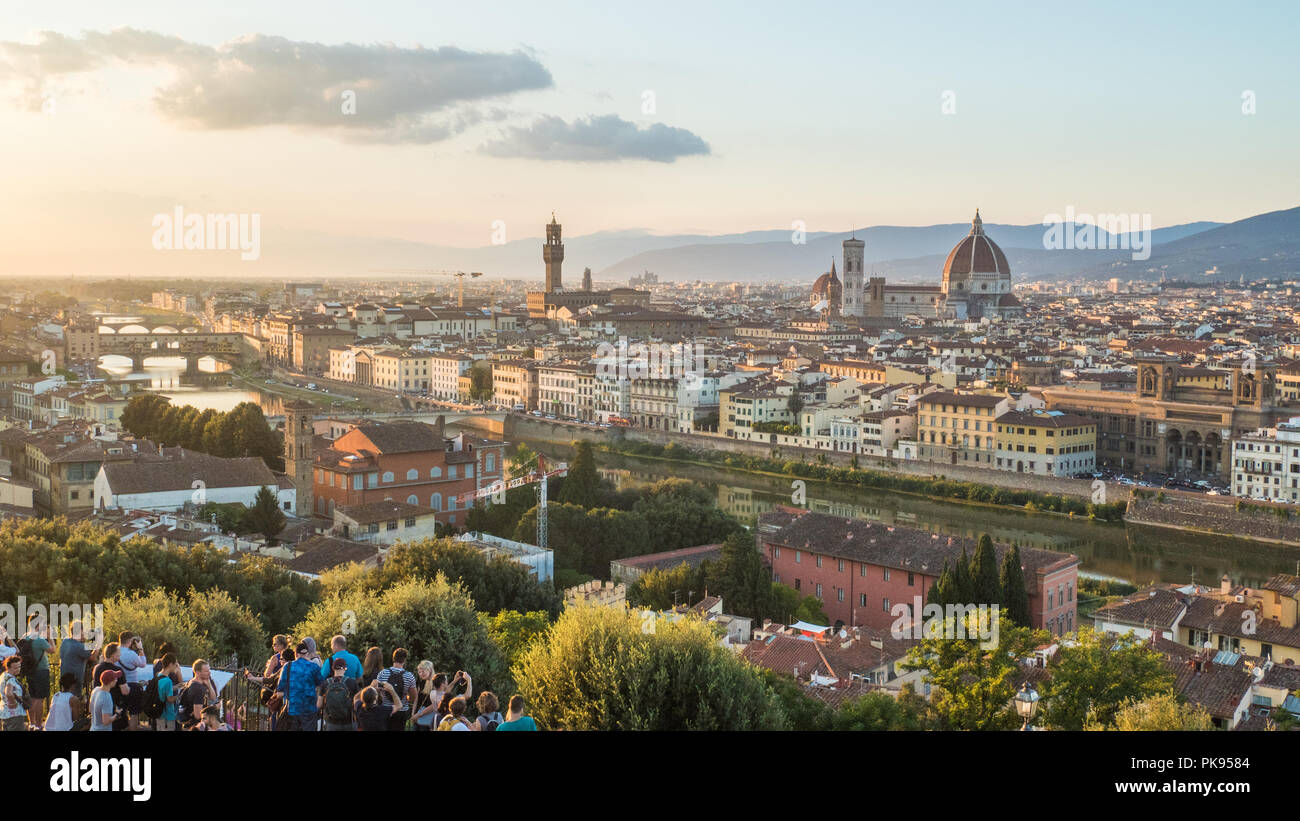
[
  {"x1": 0, "y1": 28, "x2": 552, "y2": 142},
  {"x1": 480, "y1": 114, "x2": 711, "y2": 163}
]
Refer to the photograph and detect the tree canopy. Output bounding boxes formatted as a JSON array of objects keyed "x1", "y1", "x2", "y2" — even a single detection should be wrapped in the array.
[
  {"x1": 1039, "y1": 627, "x2": 1176, "y2": 730},
  {"x1": 514, "y1": 605, "x2": 785, "y2": 730}
]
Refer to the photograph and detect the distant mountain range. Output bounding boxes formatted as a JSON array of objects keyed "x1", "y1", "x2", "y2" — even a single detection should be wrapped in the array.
[{"x1": 10, "y1": 197, "x2": 1300, "y2": 284}]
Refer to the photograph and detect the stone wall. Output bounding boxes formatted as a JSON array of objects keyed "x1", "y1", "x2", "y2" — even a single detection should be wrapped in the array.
[{"x1": 1127, "y1": 492, "x2": 1300, "y2": 546}]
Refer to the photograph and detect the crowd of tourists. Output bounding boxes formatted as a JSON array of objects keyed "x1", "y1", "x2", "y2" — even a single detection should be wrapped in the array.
[{"x1": 0, "y1": 616, "x2": 539, "y2": 732}]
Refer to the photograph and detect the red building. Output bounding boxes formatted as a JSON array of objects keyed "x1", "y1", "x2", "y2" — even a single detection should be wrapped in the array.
[
  {"x1": 757, "y1": 510, "x2": 1079, "y2": 635},
  {"x1": 312, "y1": 420, "x2": 505, "y2": 528}
]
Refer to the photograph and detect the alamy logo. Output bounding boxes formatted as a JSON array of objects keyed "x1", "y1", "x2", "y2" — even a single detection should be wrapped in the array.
[
  {"x1": 0, "y1": 599, "x2": 104, "y2": 650},
  {"x1": 1041, "y1": 206, "x2": 1152, "y2": 261},
  {"x1": 50, "y1": 753, "x2": 151, "y2": 802},
  {"x1": 151, "y1": 206, "x2": 261, "y2": 261},
  {"x1": 891, "y1": 598, "x2": 1000, "y2": 649},
  {"x1": 595, "y1": 338, "x2": 706, "y2": 382}
]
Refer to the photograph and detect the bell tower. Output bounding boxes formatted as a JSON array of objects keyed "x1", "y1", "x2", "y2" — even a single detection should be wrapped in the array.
[
  {"x1": 841, "y1": 233, "x2": 865, "y2": 317},
  {"x1": 543, "y1": 213, "x2": 564, "y2": 292},
  {"x1": 284, "y1": 400, "x2": 314, "y2": 520}
]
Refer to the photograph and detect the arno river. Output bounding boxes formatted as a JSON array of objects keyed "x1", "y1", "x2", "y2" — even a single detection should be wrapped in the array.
[
  {"x1": 515, "y1": 439, "x2": 1300, "y2": 590},
  {"x1": 110, "y1": 383, "x2": 1298, "y2": 591}
]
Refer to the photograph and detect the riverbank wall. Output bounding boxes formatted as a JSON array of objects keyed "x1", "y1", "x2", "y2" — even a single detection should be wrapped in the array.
[
  {"x1": 505, "y1": 414, "x2": 1119, "y2": 502},
  {"x1": 505, "y1": 414, "x2": 1300, "y2": 550},
  {"x1": 1127, "y1": 492, "x2": 1300, "y2": 547}
]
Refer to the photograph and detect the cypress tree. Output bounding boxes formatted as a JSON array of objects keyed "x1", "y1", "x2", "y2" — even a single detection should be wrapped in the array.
[
  {"x1": 999, "y1": 543, "x2": 1032, "y2": 628},
  {"x1": 971, "y1": 533, "x2": 1002, "y2": 607},
  {"x1": 928, "y1": 561, "x2": 953, "y2": 609},
  {"x1": 953, "y1": 547, "x2": 974, "y2": 603},
  {"x1": 558, "y1": 441, "x2": 600, "y2": 509}
]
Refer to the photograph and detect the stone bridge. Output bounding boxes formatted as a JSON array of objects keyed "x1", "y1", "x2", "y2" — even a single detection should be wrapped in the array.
[{"x1": 97, "y1": 331, "x2": 254, "y2": 373}]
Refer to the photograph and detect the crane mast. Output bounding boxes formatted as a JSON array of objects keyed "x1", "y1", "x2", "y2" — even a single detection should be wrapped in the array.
[{"x1": 454, "y1": 453, "x2": 567, "y2": 550}]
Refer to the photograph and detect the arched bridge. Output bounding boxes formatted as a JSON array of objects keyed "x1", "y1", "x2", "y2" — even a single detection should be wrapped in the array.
[{"x1": 97, "y1": 331, "x2": 254, "y2": 373}]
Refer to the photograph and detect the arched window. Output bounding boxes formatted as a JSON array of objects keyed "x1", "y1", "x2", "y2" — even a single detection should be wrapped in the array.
[
  {"x1": 406, "y1": 494, "x2": 417, "y2": 505},
  {"x1": 406, "y1": 468, "x2": 418, "y2": 481},
  {"x1": 382, "y1": 471, "x2": 394, "y2": 483},
  {"x1": 429, "y1": 466, "x2": 442, "y2": 479},
  {"x1": 485, "y1": 453, "x2": 496, "y2": 472},
  {"x1": 431, "y1": 493, "x2": 442, "y2": 511}
]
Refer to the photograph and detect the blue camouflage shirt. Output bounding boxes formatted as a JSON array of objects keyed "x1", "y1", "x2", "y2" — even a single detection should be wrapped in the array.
[{"x1": 276, "y1": 657, "x2": 325, "y2": 716}]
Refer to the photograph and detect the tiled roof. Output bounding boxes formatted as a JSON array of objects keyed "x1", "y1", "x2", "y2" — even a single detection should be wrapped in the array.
[
  {"x1": 761, "y1": 512, "x2": 1077, "y2": 578},
  {"x1": 612, "y1": 543, "x2": 723, "y2": 572},
  {"x1": 1165, "y1": 654, "x2": 1254, "y2": 720},
  {"x1": 1091, "y1": 586, "x2": 1188, "y2": 630},
  {"x1": 1180, "y1": 597, "x2": 1300, "y2": 658},
  {"x1": 284, "y1": 535, "x2": 378, "y2": 575},
  {"x1": 101, "y1": 449, "x2": 276, "y2": 494},
  {"x1": 1262, "y1": 573, "x2": 1300, "y2": 598},
  {"x1": 917, "y1": 390, "x2": 1006, "y2": 408},
  {"x1": 336, "y1": 500, "x2": 432, "y2": 525},
  {"x1": 740, "y1": 633, "x2": 832, "y2": 680},
  {"x1": 352, "y1": 421, "x2": 444, "y2": 454}
]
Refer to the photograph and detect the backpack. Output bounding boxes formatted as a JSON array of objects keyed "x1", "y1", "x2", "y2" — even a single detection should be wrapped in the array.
[
  {"x1": 436, "y1": 714, "x2": 471, "y2": 731},
  {"x1": 323, "y1": 678, "x2": 353, "y2": 724},
  {"x1": 142, "y1": 674, "x2": 166, "y2": 720},
  {"x1": 386, "y1": 668, "x2": 407, "y2": 709},
  {"x1": 478, "y1": 711, "x2": 503, "y2": 732},
  {"x1": 15, "y1": 638, "x2": 38, "y2": 678}
]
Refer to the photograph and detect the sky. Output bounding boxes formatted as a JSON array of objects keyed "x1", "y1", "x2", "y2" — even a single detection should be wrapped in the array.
[{"x1": 0, "y1": 0, "x2": 1297, "y2": 275}]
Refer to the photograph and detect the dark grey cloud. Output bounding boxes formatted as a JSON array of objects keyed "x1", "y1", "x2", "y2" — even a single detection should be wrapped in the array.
[
  {"x1": 480, "y1": 114, "x2": 711, "y2": 163},
  {"x1": 0, "y1": 28, "x2": 552, "y2": 142}
]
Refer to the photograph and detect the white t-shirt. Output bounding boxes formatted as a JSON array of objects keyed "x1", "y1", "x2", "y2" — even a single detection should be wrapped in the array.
[
  {"x1": 450, "y1": 721, "x2": 470, "y2": 732},
  {"x1": 46, "y1": 691, "x2": 74, "y2": 731}
]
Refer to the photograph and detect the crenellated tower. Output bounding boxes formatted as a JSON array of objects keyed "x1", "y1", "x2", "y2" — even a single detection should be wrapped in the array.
[{"x1": 544, "y1": 213, "x2": 564, "y2": 292}]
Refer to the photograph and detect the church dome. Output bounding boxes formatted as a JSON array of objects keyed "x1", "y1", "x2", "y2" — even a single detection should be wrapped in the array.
[
  {"x1": 942, "y1": 210, "x2": 1009, "y2": 283},
  {"x1": 812, "y1": 259, "x2": 841, "y2": 297}
]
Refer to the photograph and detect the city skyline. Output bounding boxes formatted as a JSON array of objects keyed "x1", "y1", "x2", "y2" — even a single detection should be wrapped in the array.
[{"x1": 1, "y1": 0, "x2": 1298, "y2": 276}]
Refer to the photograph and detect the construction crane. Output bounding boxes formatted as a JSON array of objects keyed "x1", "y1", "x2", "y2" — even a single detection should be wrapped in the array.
[
  {"x1": 454, "y1": 454, "x2": 568, "y2": 549},
  {"x1": 369, "y1": 269, "x2": 483, "y2": 307}
]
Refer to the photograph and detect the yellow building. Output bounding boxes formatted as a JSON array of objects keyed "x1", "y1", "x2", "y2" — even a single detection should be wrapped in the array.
[
  {"x1": 916, "y1": 391, "x2": 1008, "y2": 466},
  {"x1": 1178, "y1": 574, "x2": 1300, "y2": 665},
  {"x1": 372, "y1": 350, "x2": 432, "y2": 393},
  {"x1": 994, "y1": 409, "x2": 1097, "y2": 476}
]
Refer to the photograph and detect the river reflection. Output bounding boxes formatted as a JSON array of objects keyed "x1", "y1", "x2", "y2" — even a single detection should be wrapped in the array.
[
  {"x1": 514, "y1": 441, "x2": 1300, "y2": 590},
  {"x1": 98, "y1": 355, "x2": 283, "y2": 415}
]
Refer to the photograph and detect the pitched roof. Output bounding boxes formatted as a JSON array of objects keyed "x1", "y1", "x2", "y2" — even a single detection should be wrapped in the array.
[
  {"x1": 611, "y1": 543, "x2": 724, "y2": 572},
  {"x1": 761, "y1": 512, "x2": 1077, "y2": 578},
  {"x1": 740, "y1": 633, "x2": 833, "y2": 681},
  {"x1": 1091, "y1": 586, "x2": 1188, "y2": 630},
  {"x1": 336, "y1": 500, "x2": 433, "y2": 525},
  {"x1": 101, "y1": 449, "x2": 277, "y2": 494},
  {"x1": 1262, "y1": 573, "x2": 1300, "y2": 598},
  {"x1": 352, "y1": 421, "x2": 444, "y2": 454},
  {"x1": 1180, "y1": 597, "x2": 1300, "y2": 657},
  {"x1": 284, "y1": 535, "x2": 379, "y2": 575}
]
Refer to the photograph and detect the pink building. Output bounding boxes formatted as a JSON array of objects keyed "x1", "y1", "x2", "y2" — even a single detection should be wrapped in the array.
[{"x1": 757, "y1": 510, "x2": 1079, "y2": 635}]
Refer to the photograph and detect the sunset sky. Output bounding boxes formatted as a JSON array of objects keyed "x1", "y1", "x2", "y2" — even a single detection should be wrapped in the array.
[{"x1": 1, "y1": 0, "x2": 1297, "y2": 276}]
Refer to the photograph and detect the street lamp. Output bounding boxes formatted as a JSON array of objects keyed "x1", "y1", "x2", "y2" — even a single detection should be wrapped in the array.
[{"x1": 1014, "y1": 682, "x2": 1040, "y2": 731}]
